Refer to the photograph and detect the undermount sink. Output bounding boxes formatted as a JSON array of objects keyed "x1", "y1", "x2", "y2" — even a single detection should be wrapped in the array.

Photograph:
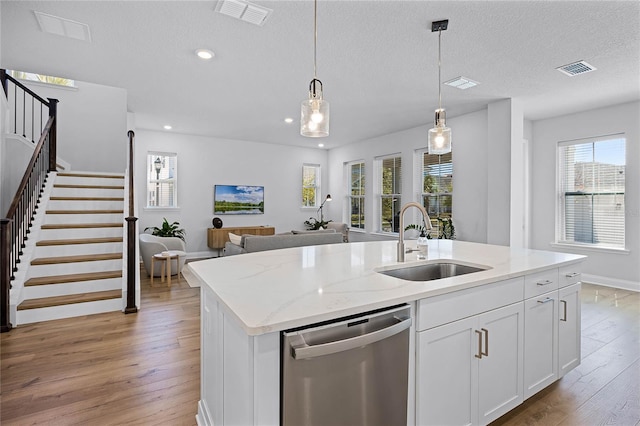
[{"x1": 377, "y1": 262, "x2": 489, "y2": 282}]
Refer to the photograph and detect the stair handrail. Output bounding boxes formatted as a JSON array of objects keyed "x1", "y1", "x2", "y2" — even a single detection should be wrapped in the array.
[
  {"x1": 1, "y1": 69, "x2": 58, "y2": 332},
  {"x1": 124, "y1": 130, "x2": 138, "y2": 313}
]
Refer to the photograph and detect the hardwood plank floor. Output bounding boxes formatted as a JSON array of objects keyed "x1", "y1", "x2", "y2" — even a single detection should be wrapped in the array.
[
  {"x1": 1, "y1": 275, "x2": 638, "y2": 425},
  {"x1": 1, "y1": 266, "x2": 200, "y2": 425}
]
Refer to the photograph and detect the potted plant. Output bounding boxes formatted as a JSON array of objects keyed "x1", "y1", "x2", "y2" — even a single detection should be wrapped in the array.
[
  {"x1": 404, "y1": 218, "x2": 455, "y2": 239},
  {"x1": 304, "y1": 217, "x2": 332, "y2": 230},
  {"x1": 145, "y1": 218, "x2": 186, "y2": 242}
]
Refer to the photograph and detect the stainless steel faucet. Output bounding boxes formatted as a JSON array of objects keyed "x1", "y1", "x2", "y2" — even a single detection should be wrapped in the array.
[{"x1": 397, "y1": 202, "x2": 432, "y2": 262}]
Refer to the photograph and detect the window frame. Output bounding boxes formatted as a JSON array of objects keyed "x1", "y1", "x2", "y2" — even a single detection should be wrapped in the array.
[
  {"x1": 377, "y1": 154, "x2": 402, "y2": 234},
  {"x1": 347, "y1": 160, "x2": 366, "y2": 230},
  {"x1": 417, "y1": 148, "x2": 453, "y2": 238},
  {"x1": 302, "y1": 164, "x2": 321, "y2": 208},
  {"x1": 146, "y1": 152, "x2": 178, "y2": 209},
  {"x1": 556, "y1": 135, "x2": 626, "y2": 250}
]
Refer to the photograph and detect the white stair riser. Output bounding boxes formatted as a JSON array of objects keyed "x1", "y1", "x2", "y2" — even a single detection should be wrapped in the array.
[
  {"x1": 43, "y1": 213, "x2": 124, "y2": 224},
  {"x1": 35, "y1": 242, "x2": 123, "y2": 257},
  {"x1": 47, "y1": 200, "x2": 124, "y2": 210},
  {"x1": 16, "y1": 298, "x2": 122, "y2": 325},
  {"x1": 55, "y1": 175, "x2": 124, "y2": 186},
  {"x1": 52, "y1": 188, "x2": 124, "y2": 198},
  {"x1": 29, "y1": 259, "x2": 123, "y2": 276},
  {"x1": 24, "y1": 277, "x2": 122, "y2": 299},
  {"x1": 40, "y1": 227, "x2": 123, "y2": 240}
]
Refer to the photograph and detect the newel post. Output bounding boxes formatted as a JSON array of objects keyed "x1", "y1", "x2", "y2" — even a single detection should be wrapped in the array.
[
  {"x1": 125, "y1": 130, "x2": 138, "y2": 314},
  {"x1": 1, "y1": 219, "x2": 13, "y2": 332},
  {"x1": 47, "y1": 98, "x2": 59, "y2": 172}
]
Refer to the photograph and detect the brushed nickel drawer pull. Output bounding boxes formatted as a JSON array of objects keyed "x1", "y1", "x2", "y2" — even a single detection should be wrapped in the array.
[
  {"x1": 481, "y1": 328, "x2": 489, "y2": 357},
  {"x1": 475, "y1": 330, "x2": 483, "y2": 359},
  {"x1": 565, "y1": 272, "x2": 579, "y2": 278},
  {"x1": 537, "y1": 297, "x2": 554, "y2": 304},
  {"x1": 560, "y1": 300, "x2": 568, "y2": 322},
  {"x1": 536, "y1": 280, "x2": 553, "y2": 286}
]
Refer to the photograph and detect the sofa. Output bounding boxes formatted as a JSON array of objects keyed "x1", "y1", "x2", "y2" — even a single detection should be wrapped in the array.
[{"x1": 223, "y1": 230, "x2": 343, "y2": 256}]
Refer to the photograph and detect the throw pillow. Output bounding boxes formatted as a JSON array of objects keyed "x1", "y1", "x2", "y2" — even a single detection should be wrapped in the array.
[{"x1": 228, "y1": 232, "x2": 242, "y2": 246}]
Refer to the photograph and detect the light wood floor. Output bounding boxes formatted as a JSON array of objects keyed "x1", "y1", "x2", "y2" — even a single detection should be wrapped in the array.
[{"x1": 1, "y1": 276, "x2": 638, "y2": 425}]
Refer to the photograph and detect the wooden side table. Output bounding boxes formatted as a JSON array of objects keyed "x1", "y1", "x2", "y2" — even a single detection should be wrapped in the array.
[{"x1": 151, "y1": 250, "x2": 186, "y2": 287}]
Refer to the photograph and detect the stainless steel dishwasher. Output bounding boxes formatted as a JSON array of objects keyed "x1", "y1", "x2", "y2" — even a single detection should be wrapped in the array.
[{"x1": 281, "y1": 304, "x2": 411, "y2": 426}]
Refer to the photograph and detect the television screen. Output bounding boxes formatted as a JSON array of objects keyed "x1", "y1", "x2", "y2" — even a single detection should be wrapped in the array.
[{"x1": 214, "y1": 185, "x2": 264, "y2": 215}]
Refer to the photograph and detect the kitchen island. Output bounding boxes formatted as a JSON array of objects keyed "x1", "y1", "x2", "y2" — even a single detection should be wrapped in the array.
[{"x1": 184, "y1": 240, "x2": 585, "y2": 426}]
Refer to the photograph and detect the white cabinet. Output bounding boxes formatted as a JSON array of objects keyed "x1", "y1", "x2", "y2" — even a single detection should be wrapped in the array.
[
  {"x1": 558, "y1": 283, "x2": 581, "y2": 377},
  {"x1": 416, "y1": 302, "x2": 524, "y2": 426},
  {"x1": 523, "y1": 290, "x2": 558, "y2": 398}
]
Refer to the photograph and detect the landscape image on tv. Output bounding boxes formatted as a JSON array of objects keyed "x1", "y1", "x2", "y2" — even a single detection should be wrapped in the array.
[{"x1": 214, "y1": 185, "x2": 264, "y2": 215}]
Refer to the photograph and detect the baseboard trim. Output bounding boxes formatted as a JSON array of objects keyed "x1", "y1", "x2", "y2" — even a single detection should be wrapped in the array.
[{"x1": 581, "y1": 274, "x2": 639, "y2": 292}]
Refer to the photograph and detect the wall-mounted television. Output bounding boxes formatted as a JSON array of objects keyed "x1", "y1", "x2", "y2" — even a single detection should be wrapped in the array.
[{"x1": 214, "y1": 185, "x2": 264, "y2": 215}]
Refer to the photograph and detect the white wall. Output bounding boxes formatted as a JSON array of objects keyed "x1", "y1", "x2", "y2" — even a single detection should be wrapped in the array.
[
  {"x1": 18, "y1": 80, "x2": 128, "y2": 173},
  {"x1": 135, "y1": 130, "x2": 328, "y2": 256},
  {"x1": 327, "y1": 109, "x2": 490, "y2": 243},
  {"x1": 531, "y1": 101, "x2": 640, "y2": 289}
]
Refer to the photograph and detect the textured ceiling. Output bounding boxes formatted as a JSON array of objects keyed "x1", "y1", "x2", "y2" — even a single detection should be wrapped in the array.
[{"x1": 2, "y1": 1, "x2": 639, "y2": 149}]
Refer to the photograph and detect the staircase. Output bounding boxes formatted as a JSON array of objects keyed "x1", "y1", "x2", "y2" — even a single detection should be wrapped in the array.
[{"x1": 16, "y1": 171, "x2": 126, "y2": 324}]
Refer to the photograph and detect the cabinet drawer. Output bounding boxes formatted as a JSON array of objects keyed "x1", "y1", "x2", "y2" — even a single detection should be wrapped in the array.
[
  {"x1": 559, "y1": 264, "x2": 582, "y2": 288},
  {"x1": 524, "y1": 269, "x2": 558, "y2": 299},
  {"x1": 417, "y1": 277, "x2": 524, "y2": 331}
]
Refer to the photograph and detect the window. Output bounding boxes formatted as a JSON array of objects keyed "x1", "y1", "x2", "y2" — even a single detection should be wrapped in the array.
[
  {"x1": 348, "y1": 161, "x2": 365, "y2": 229},
  {"x1": 9, "y1": 70, "x2": 75, "y2": 88},
  {"x1": 302, "y1": 164, "x2": 320, "y2": 207},
  {"x1": 378, "y1": 155, "x2": 402, "y2": 233},
  {"x1": 146, "y1": 153, "x2": 178, "y2": 208},
  {"x1": 419, "y1": 150, "x2": 453, "y2": 238},
  {"x1": 558, "y1": 136, "x2": 625, "y2": 249}
]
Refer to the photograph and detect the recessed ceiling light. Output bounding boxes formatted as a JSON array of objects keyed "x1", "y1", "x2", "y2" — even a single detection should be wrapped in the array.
[
  {"x1": 163, "y1": 125, "x2": 172, "y2": 130},
  {"x1": 284, "y1": 117, "x2": 294, "y2": 124},
  {"x1": 318, "y1": 143, "x2": 324, "y2": 148},
  {"x1": 195, "y1": 49, "x2": 215, "y2": 60},
  {"x1": 445, "y1": 76, "x2": 479, "y2": 90}
]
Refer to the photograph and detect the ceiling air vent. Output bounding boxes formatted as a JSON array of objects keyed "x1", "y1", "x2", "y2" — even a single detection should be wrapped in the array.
[
  {"x1": 445, "y1": 76, "x2": 479, "y2": 90},
  {"x1": 556, "y1": 61, "x2": 596, "y2": 77},
  {"x1": 215, "y1": 0, "x2": 273, "y2": 26},
  {"x1": 34, "y1": 11, "x2": 91, "y2": 42}
]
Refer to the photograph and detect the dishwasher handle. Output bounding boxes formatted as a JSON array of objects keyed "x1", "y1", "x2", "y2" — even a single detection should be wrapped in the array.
[{"x1": 291, "y1": 316, "x2": 412, "y2": 360}]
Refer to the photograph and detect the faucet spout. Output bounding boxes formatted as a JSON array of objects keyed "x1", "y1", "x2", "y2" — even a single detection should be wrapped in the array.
[{"x1": 397, "y1": 202, "x2": 432, "y2": 262}]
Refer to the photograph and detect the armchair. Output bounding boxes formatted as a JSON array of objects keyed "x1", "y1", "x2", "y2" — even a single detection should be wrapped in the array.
[{"x1": 139, "y1": 233, "x2": 186, "y2": 277}]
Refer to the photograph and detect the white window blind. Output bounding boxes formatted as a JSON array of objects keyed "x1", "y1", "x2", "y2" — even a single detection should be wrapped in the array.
[
  {"x1": 302, "y1": 164, "x2": 320, "y2": 207},
  {"x1": 558, "y1": 136, "x2": 625, "y2": 248},
  {"x1": 147, "y1": 153, "x2": 178, "y2": 208},
  {"x1": 419, "y1": 150, "x2": 453, "y2": 238},
  {"x1": 348, "y1": 161, "x2": 365, "y2": 229},
  {"x1": 379, "y1": 155, "x2": 402, "y2": 233}
]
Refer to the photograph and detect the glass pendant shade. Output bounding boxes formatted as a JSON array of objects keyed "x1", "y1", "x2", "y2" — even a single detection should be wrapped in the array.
[
  {"x1": 428, "y1": 108, "x2": 452, "y2": 154},
  {"x1": 301, "y1": 79, "x2": 329, "y2": 137}
]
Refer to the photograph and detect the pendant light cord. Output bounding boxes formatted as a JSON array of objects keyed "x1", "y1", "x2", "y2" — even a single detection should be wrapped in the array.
[
  {"x1": 313, "y1": 0, "x2": 318, "y2": 79},
  {"x1": 438, "y1": 28, "x2": 442, "y2": 112}
]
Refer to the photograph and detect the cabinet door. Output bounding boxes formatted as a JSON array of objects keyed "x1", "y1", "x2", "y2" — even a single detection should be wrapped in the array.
[
  {"x1": 477, "y1": 303, "x2": 524, "y2": 425},
  {"x1": 417, "y1": 316, "x2": 478, "y2": 426},
  {"x1": 523, "y1": 291, "x2": 558, "y2": 399},
  {"x1": 558, "y1": 283, "x2": 581, "y2": 377}
]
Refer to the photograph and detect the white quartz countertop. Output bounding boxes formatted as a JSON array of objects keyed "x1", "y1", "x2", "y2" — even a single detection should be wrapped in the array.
[{"x1": 185, "y1": 240, "x2": 585, "y2": 336}]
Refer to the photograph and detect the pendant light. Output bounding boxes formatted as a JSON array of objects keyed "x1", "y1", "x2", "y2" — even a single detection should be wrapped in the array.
[
  {"x1": 428, "y1": 19, "x2": 451, "y2": 155},
  {"x1": 301, "y1": 0, "x2": 329, "y2": 137}
]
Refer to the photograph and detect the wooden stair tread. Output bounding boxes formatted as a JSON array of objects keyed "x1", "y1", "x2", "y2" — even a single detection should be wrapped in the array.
[
  {"x1": 41, "y1": 222, "x2": 123, "y2": 229},
  {"x1": 31, "y1": 253, "x2": 123, "y2": 265},
  {"x1": 25, "y1": 270, "x2": 123, "y2": 286},
  {"x1": 45, "y1": 209, "x2": 124, "y2": 214},
  {"x1": 17, "y1": 289, "x2": 122, "y2": 311},
  {"x1": 36, "y1": 237, "x2": 123, "y2": 246},
  {"x1": 57, "y1": 172, "x2": 124, "y2": 179},
  {"x1": 50, "y1": 196, "x2": 125, "y2": 201},
  {"x1": 53, "y1": 184, "x2": 125, "y2": 189}
]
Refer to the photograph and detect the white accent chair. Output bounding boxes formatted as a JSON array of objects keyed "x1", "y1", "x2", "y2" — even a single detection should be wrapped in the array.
[{"x1": 139, "y1": 233, "x2": 186, "y2": 277}]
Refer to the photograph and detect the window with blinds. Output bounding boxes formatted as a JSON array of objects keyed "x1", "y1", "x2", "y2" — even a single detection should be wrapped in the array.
[
  {"x1": 419, "y1": 150, "x2": 453, "y2": 238},
  {"x1": 146, "y1": 153, "x2": 178, "y2": 208},
  {"x1": 558, "y1": 136, "x2": 625, "y2": 248},
  {"x1": 379, "y1": 155, "x2": 402, "y2": 233},
  {"x1": 348, "y1": 161, "x2": 365, "y2": 229},
  {"x1": 302, "y1": 164, "x2": 320, "y2": 207}
]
